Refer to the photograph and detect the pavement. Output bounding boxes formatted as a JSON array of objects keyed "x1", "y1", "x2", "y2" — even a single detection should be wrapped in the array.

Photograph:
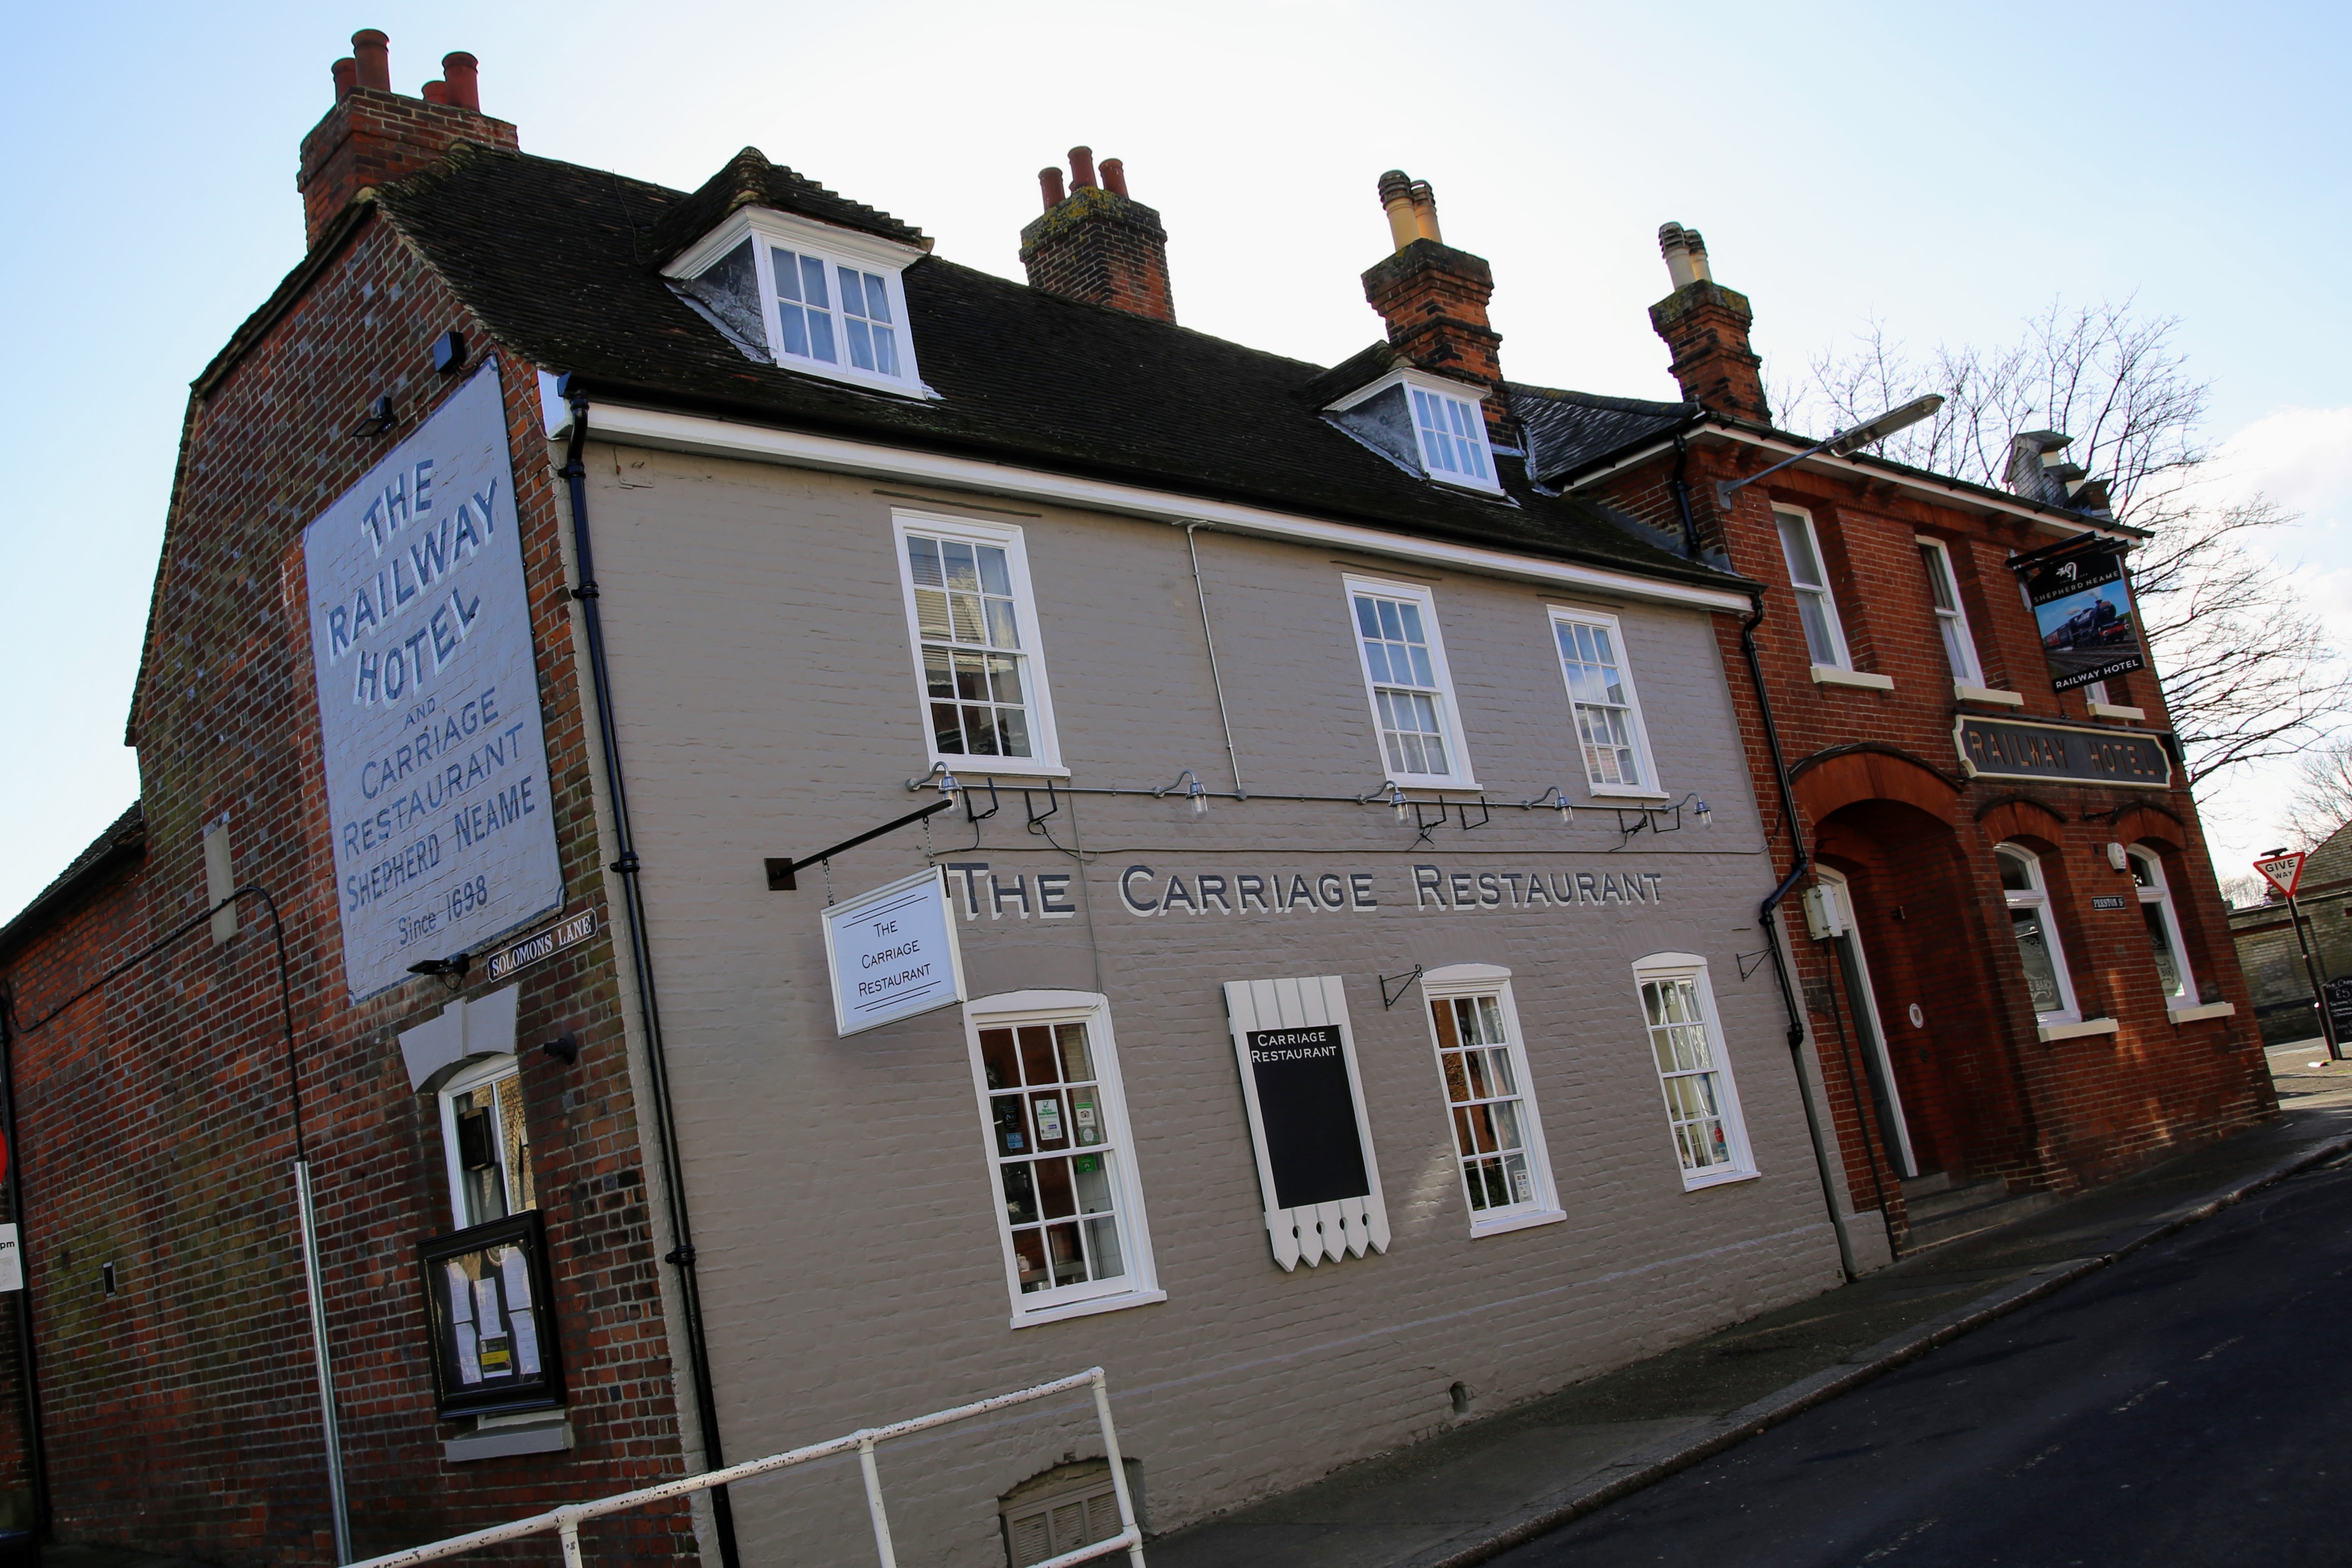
[{"x1": 1149, "y1": 1057, "x2": 2352, "y2": 1568}]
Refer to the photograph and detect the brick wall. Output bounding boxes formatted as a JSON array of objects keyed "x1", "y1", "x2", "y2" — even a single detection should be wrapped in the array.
[
  {"x1": 0, "y1": 209, "x2": 691, "y2": 1562},
  {"x1": 1591, "y1": 441, "x2": 2275, "y2": 1243}
]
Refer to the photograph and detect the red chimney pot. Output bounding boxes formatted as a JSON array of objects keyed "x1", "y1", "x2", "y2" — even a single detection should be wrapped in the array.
[
  {"x1": 421, "y1": 79, "x2": 449, "y2": 104},
  {"x1": 1068, "y1": 146, "x2": 1097, "y2": 190},
  {"x1": 352, "y1": 29, "x2": 390, "y2": 93},
  {"x1": 331, "y1": 58, "x2": 358, "y2": 100},
  {"x1": 441, "y1": 52, "x2": 480, "y2": 111},
  {"x1": 1100, "y1": 158, "x2": 1128, "y2": 198},
  {"x1": 1038, "y1": 167, "x2": 1066, "y2": 210}
]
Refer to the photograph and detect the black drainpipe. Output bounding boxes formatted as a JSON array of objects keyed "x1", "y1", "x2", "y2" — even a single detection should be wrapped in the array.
[
  {"x1": 562, "y1": 386, "x2": 741, "y2": 1567},
  {"x1": 1669, "y1": 434, "x2": 1703, "y2": 561},
  {"x1": 1674, "y1": 445, "x2": 1857, "y2": 1278}
]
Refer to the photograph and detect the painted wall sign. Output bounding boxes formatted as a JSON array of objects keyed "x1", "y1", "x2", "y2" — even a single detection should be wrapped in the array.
[
  {"x1": 929, "y1": 860, "x2": 1672, "y2": 922},
  {"x1": 302, "y1": 363, "x2": 565, "y2": 999},
  {"x1": 1953, "y1": 717, "x2": 2171, "y2": 789},
  {"x1": 484, "y1": 908, "x2": 598, "y2": 984},
  {"x1": 1222, "y1": 977, "x2": 1390, "y2": 1271},
  {"x1": 2012, "y1": 534, "x2": 2147, "y2": 691},
  {"x1": 822, "y1": 868, "x2": 968, "y2": 1036}
]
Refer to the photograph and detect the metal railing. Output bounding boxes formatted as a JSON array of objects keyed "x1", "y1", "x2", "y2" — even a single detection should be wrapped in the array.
[{"x1": 349, "y1": 1367, "x2": 1145, "y2": 1568}]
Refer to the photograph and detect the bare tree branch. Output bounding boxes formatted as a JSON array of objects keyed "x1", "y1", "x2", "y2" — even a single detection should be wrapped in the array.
[{"x1": 1781, "y1": 308, "x2": 2346, "y2": 794}]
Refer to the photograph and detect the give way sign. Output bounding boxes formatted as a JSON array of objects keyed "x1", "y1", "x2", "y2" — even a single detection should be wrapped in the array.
[{"x1": 2255, "y1": 851, "x2": 2308, "y2": 899}]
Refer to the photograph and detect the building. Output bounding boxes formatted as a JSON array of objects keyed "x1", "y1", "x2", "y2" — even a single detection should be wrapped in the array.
[
  {"x1": 1514, "y1": 225, "x2": 2275, "y2": 1246},
  {"x1": 0, "y1": 27, "x2": 2275, "y2": 1567},
  {"x1": 2228, "y1": 821, "x2": 2352, "y2": 1046}
]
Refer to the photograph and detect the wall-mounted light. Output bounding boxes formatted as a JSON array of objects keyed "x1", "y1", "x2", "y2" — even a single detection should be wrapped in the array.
[
  {"x1": 906, "y1": 762, "x2": 962, "y2": 802},
  {"x1": 1155, "y1": 769, "x2": 1209, "y2": 818},
  {"x1": 430, "y1": 329, "x2": 468, "y2": 375},
  {"x1": 2105, "y1": 842, "x2": 2129, "y2": 871},
  {"x1": 347, "y1": 396, "x2": 398, "y2": 439},
  {"x1": 1358, "y1": 780, "x2": 1408, "y2": 823},
  {"x1": 1522, "y1": 785, "x2": 1574, "y2": 824},
  {"x1": 406, "y1": 951, "x2": 472, "y2": 990},
  {"x1": 1715, "y1": 395, "x2": 1944, "y2": 511},
  {"x1": 541, "y1": 1031, "x2": 580, "y2": 1066}
]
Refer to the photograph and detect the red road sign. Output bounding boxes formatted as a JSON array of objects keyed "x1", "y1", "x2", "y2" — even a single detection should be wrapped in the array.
[{"x1": 2256, "y1": 851, "x2": 2309, "y2": 899}]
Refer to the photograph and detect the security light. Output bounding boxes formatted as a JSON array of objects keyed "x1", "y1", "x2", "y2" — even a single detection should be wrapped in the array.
[{"x1": 1716, "y1": 394, "x2": 1946, "y2": 511}]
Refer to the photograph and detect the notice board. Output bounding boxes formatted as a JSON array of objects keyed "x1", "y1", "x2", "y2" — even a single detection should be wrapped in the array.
[
  {"x1": 416, "y1": 1209, "x2": 564, "y2": 1419},
  {"x1": 1223, "y1": 976, "x2": 1390, "y2": 1271}
]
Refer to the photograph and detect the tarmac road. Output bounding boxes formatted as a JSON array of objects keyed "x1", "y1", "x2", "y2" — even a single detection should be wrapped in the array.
[{"x1": 1492, "y1": 1150, "x2": 2352, "y2": 1568}]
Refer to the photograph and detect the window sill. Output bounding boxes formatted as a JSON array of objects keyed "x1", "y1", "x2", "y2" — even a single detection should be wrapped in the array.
[
  {"x1": 1811, "y1": 666, "x2": 1894, "y2": 691},
  {"x1": 444, "y1": 1414, "x2": 572, "y2": 1463},
  {"x1": 1954, "y1": 683, "x2": 2026, "y2": 707},
  {"x1": 1011, "y1": 1287, "x2": 1166, "y2": 1330},
  {"x1": 1469, "y1": 1206, "x2": 1569, "y2": 1239},
  {"x1": 1682, "y1": 1166, "x2": 1762, "y2": 1192},
  {"x1": 1586, "y1": 785, "x2": 1670, "y2": 802},
  {"x1": 2088, "y1": 702, "x2": 2147, "y2": 721},
  {"x1": 2038, "y1": 1016, "x2": 2119, "y2": 1042},
  {"x1": 2169, "y1": 1001, "x2": 2237, "y2": 1023},
  {"x1": 935, "y1": 760, "x2": 1072, "y2": 782}
]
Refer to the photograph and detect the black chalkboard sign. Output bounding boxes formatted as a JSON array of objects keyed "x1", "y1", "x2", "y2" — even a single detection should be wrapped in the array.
[
  {"x1": 2325, "y1": 976, "x2": 2352, "y2": 1044},
  {"x1": 1246, "y1": 1025, "x2": 1370, "y2": 1208}
]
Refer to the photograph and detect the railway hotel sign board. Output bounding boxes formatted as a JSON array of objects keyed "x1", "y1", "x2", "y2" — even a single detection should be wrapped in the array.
[
  {"x1": 302, "y1": 364, "x2": 565, "y2": 1000},
  {"x1": 1953, "y1": 716, "x2": 2171, "y2": 789}
]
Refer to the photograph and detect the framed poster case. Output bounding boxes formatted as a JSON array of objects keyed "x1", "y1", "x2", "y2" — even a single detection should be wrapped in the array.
[{"x1": 416, "y1": 1209, "x2": 565, "y2": 1419}]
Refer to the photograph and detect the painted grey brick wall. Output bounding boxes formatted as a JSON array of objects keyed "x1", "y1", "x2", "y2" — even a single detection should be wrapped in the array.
[{"x1": 578, "y1": 444, "x2": 1843, "y2": 1564}]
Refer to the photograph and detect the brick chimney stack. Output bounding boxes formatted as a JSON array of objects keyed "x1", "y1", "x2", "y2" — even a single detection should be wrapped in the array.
[
  {"x1": 297, "y1": 30, "x2": 519, "y2": 252},
  {"x1": 1647, "y1": 222, "x2": 1769, "y2": 423},
  {"x1": 1361, "y1": 170, "x2": 1504, "y2": 400},
  {"x1": 1019, "y1": 146, "x2": 1177, "y2": 323}
]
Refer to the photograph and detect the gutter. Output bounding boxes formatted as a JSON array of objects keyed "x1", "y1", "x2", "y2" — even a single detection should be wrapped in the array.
[
  {"x1": 1559, "y1": 419, "x2": 2144, "y2": 543},
  {"x1": 553, "y1": 392, "x2": 1758, "y2": 615},
  {"x1": 560, "y1": 389, "x2": 742, "y2": 1568}
]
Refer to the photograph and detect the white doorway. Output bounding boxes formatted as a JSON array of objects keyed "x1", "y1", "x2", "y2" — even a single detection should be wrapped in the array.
[{"x1": 1817, "y1": 868, "x2": 1920, "y2": 1179}]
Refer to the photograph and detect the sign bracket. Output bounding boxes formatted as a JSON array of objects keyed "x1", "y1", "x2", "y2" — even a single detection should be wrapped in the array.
[{"x1": 766, "y1": 798, "x2": 955, "y2": 891}]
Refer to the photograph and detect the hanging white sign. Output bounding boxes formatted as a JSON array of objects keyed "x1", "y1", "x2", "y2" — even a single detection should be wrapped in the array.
[
  {"x1": 822, "y1": 868, "x2": 968, "y2": 1036},
  {"x1": 301, "y1": 363, "x2": 566, "y2": 1000},
  {"x1": 0, "y1": 1225, "x2": 22, "y2": 1293}
]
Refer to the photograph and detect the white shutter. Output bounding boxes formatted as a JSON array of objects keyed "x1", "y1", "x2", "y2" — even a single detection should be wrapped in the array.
[{"x1": 1223, "y1": 976, "x2": 1391, "y2": 1270}]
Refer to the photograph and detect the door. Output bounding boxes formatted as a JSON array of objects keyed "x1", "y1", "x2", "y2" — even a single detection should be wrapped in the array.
[{"x1": 1817, "y1": 869, "x2": 1921, "y2": 1179}]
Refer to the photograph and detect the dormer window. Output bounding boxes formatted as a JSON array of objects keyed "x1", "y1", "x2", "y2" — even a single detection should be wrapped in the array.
[
  {"x1": 667, "y1": 209, "x2": 928, "y2": 396},
  {"x1": 1411, "y1": 386, "x2": 1493, "y2": 486},
  {"x1": 1322, "y1": 368, "x2": 1503, "y2": 495}
]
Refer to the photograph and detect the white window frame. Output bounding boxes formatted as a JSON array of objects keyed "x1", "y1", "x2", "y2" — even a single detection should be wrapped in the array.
[
  {"x1": 437, "y1": 1053, "x2": 534, "y2": 1231},
  {"x1": 664, "y1": 207, "x2": 930, "y2": 398},
  {"x1": 2129, "y1": 847, "x2": 2200, "y2": 1010},
  {"x1": 1546, "y1": 605, "x2": 1663, "y2": 799},
  {"x1": 1341, "y1": 573, "x2": 1479, "y2": 790},
  {"x1": 1997, "y1": 844, "x2": 2081, "y2": 1024},
  {"x1": 1418, "y1": 964, "x2": 1566, "y2": 1237},
  {"x1": 961, "y1": 989, "x2": 1162, "y2": 1329},
  {"x1": 1773, "y1": 505, "x2": 1852, "y2": 671},
  {"x1": 1322, "y1": 368, "x2": 1502, "y2": 494},
  {"x1": 1630, "y1": 953, "x2": 1758, "y2": 1190},
  {"x1": 893, "y1": 509, "x2": 1067, "y2": 778},
  {"x1": 1915, "y1": 536, "x2": 1985, "y2": 686}
]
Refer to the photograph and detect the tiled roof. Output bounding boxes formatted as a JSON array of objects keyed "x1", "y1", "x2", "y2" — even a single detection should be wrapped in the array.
[
  {"x1": 0, "y1": 802, "x2": 145, "y2": 961},
  {"x1": 372, "y1": 143, "x2": 1744, "y2": 594},
  {"x1": 1508, "y1": 385, "x2": 1699, "y2": 485}
]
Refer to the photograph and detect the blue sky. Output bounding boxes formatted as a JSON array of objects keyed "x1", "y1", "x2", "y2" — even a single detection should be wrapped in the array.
[{"x1": 4, "y1": 0, "x2": 2346, "y2": 920}]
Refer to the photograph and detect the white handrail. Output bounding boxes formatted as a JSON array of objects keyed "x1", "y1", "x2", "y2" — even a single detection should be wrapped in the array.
[{"x1": 350, "y1": 1367, "x2": 1144, "y2": 1568}]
